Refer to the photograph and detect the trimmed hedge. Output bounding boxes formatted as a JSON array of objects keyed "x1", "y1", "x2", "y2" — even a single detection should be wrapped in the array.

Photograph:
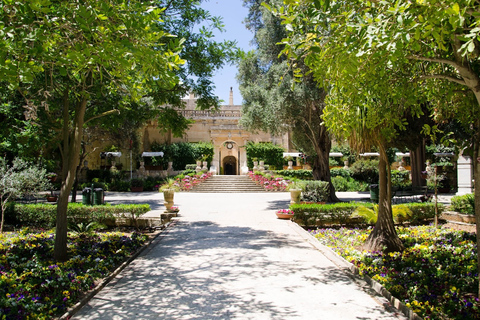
[
  {"x1": 450, "y1": 193, "x2": 475, "y2": 215},
  {"x1": 274, "y1": 169, "x2": 314, "y2": 180},
  {"x1": 9, "y1": 203, "x2": 151, "y2": 228},
  {"x1": 289, "y1": 202, "x2": 443, "y2": 227},
  {"x1": 290, "y1": 202, "x2": 372, "y2": 226},
  {"x1": 245, "y1": 142, "x2": 284, "y2": 170}
]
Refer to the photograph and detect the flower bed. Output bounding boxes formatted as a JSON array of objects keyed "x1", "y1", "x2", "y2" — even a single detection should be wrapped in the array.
[
  {"x1": 311, "y1": 226, "x2": 479, "y2": 319},
  {"x1": 173, "y1": 171, "x2": 213, "y2": 191},
  {"x1": 0, "y1": 229, "x2": 148, "y2": 319},
  {"x1": 247, "y1": 171, "x2": 290, "y2": 191}
]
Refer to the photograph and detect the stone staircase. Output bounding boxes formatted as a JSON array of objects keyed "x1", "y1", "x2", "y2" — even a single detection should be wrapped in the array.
[{"x1": 189, "y1": 175, "x2": 267, "y2": 193}]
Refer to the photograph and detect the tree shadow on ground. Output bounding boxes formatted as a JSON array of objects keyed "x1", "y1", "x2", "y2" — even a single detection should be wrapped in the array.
[{"x1": 75, "y1": 220, "x2": 401, "y2": 320}]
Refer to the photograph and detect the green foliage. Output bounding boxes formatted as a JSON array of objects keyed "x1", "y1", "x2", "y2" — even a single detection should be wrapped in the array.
[
  {"x1": 68, "y1": 221, "x2": 106, "y2": 234},
  {"x1": 245, "y1": 142, "x2": 284, "y2": 169},
  {"x1": 149, "y1": 142, "x2": 214, "y2": 171},
  {"x1": 9, "y1": 203, "x2": 150, "y2": 228},
  {"x1": 130, "y1": 179, "x2": 144, "y2": 188},
  {"x1": 331, "y1": 176, "x2": 369, "y2": 192},
  {"x1": 451, "y1": 193, "x2": 475, "y2": 215},
  {"x1": 0, "y1": 158, "x2": 52, "y2": 232},
  {"x1": 330, "y1": 168, "x2": 351, "y2": 179},
  {"x1": 301, "y1": 181, "x2": 330, "y2": 203},
  {"x1": 290, "y1": 202, "x2": 373, "y2": 227},
  {"x1": 290, "y1": 202, "x2": 442, "y2": 227},
  {"x1": 274, "y1": 169, "x2": 313, "y2": 180},
  {"x1": 349, "y1": 160, "x2": 379, "y2": 184},
  {"x1": 391, "y1": 170, "x2": 411, "y2": 188},
  {"x1": 0, "y1": 229, "x2": 148, "y2": 318}
]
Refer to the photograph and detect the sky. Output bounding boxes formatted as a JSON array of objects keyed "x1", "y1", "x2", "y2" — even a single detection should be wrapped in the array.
[{"x1": 200, "y1": 0, "x2": 254, "y2": 105}]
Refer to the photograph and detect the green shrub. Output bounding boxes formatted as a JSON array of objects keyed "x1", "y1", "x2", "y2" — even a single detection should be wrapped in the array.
[
  {"x1": 331, "y1": 176, "x2": 369, "y2": 192},
  {"x1": 349, "y1": 159, "x2": 379, "y2": 184},
  {"x1": 185, "y1": 164, "x2": 197, "y2": 170},
  {"x1": 107, "y1": 179, "x2": 130, "y2": 192},
  {"x1": 290, "y1": 202, "x2": 373, "y2": 226},
  {"x1": 301, "y1": 181, "x2": 330, "y2": 203},
  {"x1": 451, "y1": 193, "x2": 475, "y2": 215},
  {"x1": 391, "y1": 170, "x2": 411, "y2": 188},
  {"x1": 274, "y1": 169, "x2": 313, "y2": 180},
  {"x1": 289, "y1": 202, "x2": 443, "y2": 227},
  {"x1": 245, "y1": 141, "x2": 284, "y2": 169},
  {"x1": 399, "y1": 202, "x2": 444, "y2": 223},
  {"x1": 330, "y1": 168, "x2": 351, "y2": 178},
  {"x1": 149, "y1": 141, "x2": 214, "y2": 170},
  {"x1": 10, "y1": 203, "x2": 151, "y2": 228}
]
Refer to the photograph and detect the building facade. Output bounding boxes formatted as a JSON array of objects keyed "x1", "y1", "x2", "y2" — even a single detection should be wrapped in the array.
[{"x1": 84, "y1": 89, "x2": 290, "y2": 176}]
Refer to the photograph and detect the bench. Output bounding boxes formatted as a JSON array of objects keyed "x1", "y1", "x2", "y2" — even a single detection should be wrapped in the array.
[{"x1": 392, "y1": 186, "x2": 432, "y2": 204}]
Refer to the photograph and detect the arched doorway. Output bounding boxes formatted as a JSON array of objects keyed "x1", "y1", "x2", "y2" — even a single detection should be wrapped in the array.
[{"x1": 223, "y1": 156, "x2": 237, "y2": 175}]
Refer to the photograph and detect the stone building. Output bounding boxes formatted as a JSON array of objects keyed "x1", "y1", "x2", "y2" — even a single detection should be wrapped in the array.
[{"x1": 84, "y1": 88, "x2": 290, "y2": 176}]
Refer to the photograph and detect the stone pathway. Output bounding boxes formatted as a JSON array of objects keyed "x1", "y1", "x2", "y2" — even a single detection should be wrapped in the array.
[{"x1": 72, "y1": 192, "x2": 408, "y2": 319}]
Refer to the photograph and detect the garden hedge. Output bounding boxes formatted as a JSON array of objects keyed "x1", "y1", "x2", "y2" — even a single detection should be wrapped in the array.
[
  {"x1": 450, "y1": 193, "x2": 475, "y2": 215},
  {"x1": 290, "y1": 202, "x2": 443, "y2": 227},
  {"x1": 8, "y1": 203, "x2": 151, "y2": 228}
]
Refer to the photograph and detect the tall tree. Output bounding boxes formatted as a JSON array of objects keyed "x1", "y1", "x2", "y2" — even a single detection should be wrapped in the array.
[
  {"x1": 238, "y1": 0, "x2": 339, "y2": 201},
  {"x1": 273, "y1": 0, "x2": 433, "y2": 252},
  {"x1": 0, "y1": 0, "x2": 184, "y2": 261},
  {"x1": 277, "y1": 0, "x2": 480, "y2": 291}
]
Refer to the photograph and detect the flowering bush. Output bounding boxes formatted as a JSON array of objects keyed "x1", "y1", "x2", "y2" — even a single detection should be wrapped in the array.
[
  {"x1": 247, "y1": 171, "x2": 290, "y2": 191},
  {"x1": 172, "y1": 171, "x2": 213, "y2": 191},
  {"x1": 311, "y1": 226, "x2": 479, "y2": 319},
  {"x1": 0, "y1": 229, "x2": 148, "y2": 318}
]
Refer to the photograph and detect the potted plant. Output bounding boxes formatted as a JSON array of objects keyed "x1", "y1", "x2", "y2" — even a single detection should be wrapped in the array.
[
  {"x1": 287, "y1": 181, "x2": 304, "y2": 205},
  {"x1": 276, "y1": 209, "x2": 294, "y2": 219},
  {"x1": 159, "y1": 178, "x2": 180, "y2": 211},
  {"x1": 130, "y1": 178, "x2": 144, "y2": 192}
]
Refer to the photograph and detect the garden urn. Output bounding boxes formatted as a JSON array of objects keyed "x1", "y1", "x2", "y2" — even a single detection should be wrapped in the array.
[
  {"x1": 163, "y1": 189, "x2": 175, "y2": 210},
  {"x1": 290, "y1": 189, "x2": 302, "y2": 205},
  {"x1": 287, "y1": 161, "x2": 293, "y2": 170}
]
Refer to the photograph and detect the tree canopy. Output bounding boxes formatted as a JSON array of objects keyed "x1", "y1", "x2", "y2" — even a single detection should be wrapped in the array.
[
  {"x1": 0, "y1": 0, "x2": 185, "y2": 261},
  {"x1": 238, "y1": 0, "x2": 338, "y2": 201}
]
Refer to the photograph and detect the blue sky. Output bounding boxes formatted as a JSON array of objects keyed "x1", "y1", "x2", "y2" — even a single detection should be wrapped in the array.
[{"x1": 200, "y1": 0, "x2": 254, "y2": 105}]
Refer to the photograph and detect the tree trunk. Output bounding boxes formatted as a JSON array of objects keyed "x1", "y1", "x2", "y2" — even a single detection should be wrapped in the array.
[
  {"x1": 71, "y1": 165, "x2": 80, "y2": 203},
  {"x1": 312, "y1": 152, "x2": 340, "y2": 202},
  {"x1": 310, "y1": 117, "x2": 339, "y2": 203},
  {"x1": 410, "y1": 139, "x2": 426, "y2": 187},
  {"x1": 363, "y1": 147, "x2": 404, "y2": 253},
  {"x1": 54, "y1": 96, "x2": 88, "y2": 262}
]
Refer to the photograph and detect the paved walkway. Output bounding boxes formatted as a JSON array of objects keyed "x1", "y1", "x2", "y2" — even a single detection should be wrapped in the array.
[{"x1": 71, "y1": 191, "x2": 448, "y2": 319}]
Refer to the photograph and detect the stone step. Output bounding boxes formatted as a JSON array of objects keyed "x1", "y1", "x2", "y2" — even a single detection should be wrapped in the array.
[{"x1": 189, "y1": 175, "x2": 267, "y2": 193}]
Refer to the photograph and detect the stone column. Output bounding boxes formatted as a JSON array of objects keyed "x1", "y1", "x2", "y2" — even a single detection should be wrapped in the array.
[{"x1": 457, "y1": 154, "x2": 473, "y2": 195}]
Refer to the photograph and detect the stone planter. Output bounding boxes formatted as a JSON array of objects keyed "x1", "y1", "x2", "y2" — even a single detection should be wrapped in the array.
[
  {"x1": 253, "y1": 161, "x2": 258, "y2": 171},
  {"x1": 202, "y1": 161, "x2": 208, "y2": 171},
  {"x1": 196, "y1": 161, "x2": 202, "y2": 172},
  {"x1": 441, "y1": 211, "x2": 476, "y2": 224},
  {"x1": 290, "y1": 189, "x2": 302, "y2": 205},
  {"x1": 163, "y1": 189, "x2": 175, "y2": 210},
  {"x1": 276, "y1": 213, "x2": 294, "y2": 219}
]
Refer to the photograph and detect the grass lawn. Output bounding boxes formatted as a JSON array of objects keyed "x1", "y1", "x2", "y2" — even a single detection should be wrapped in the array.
[
  {"x1": 312, "y1": 225, "x2": 479, "y2": 320},
  {"x1": 0, "y1": 228, "x2": 150, "y2": 319}
]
